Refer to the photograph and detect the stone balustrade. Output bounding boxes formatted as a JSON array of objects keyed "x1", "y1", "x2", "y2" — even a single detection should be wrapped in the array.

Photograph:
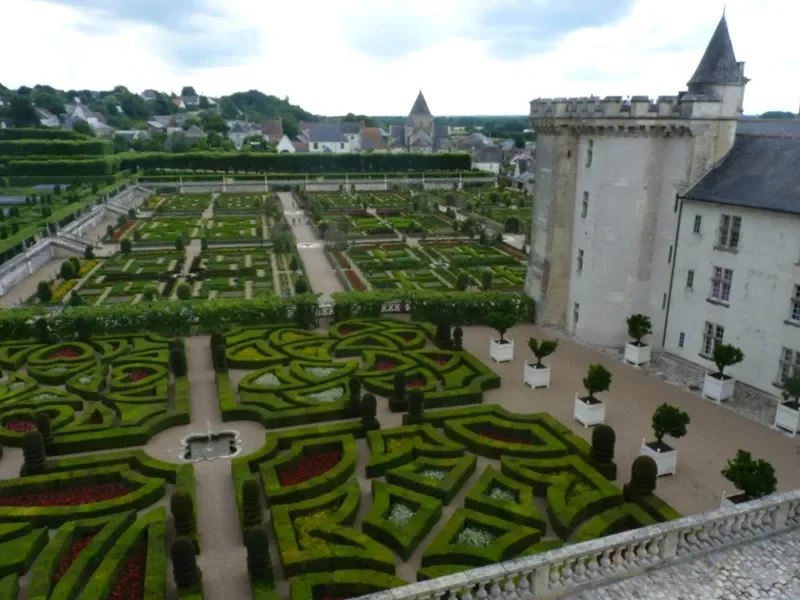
[{"x1": 355, "y1": 489, "x2": 800, "y2": 600}]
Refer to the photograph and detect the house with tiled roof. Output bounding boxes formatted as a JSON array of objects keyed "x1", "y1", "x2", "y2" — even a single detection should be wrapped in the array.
[
  {"x1": 306, "y1": 125, "x2": 350, "y2": 153},
  {"x1": 261, "y1": 119, "x2": 284, "y2": 142}
]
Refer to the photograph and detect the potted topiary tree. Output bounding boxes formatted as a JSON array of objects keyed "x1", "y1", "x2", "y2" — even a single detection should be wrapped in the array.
[
  {"x1": 640, "y1": 403, "x2": 690, "y2": 476},
  {"x1": 774, "y1": 375, "x2": 800, "y2": 435},
  {"x1": 624, "y1": 314, "x2": 652, "y2": 367},
  {"x1": 524, "y1": 337, "x2": 558, "y2": 389},
  {"x1": 574, "y1": 364, "x2": 611, "y2": 427},
  {"x1": 703, "y1": 344, "x2": 744, "y2": 403},
  {"x1": 487, "y1": 312, "x2": 517, "y2": 363},
  {"x1": 720, "y1": 450, "x2": 777, "y2": 506}
]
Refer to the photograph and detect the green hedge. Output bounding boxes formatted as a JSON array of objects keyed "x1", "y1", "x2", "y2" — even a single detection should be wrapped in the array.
[
  {"x1": 365, "y1": 424, "x2": 464, "y2": 478},
  {"x1": 331, "y1": 290, "x2": 536, "y2": 325},
  {"x1": 0, "y1": 128, "x2": 90, "y2": 141},
  {"x1": 0, "y1": 526, "x2": 49, "y2": 577},
  {"x1": 0, "y1": 140, "x2": 110, "y2": 155},
  {"x1": 464, "y1": 465, "x2": 546, "y2": 530},
  {"x1": 573, "y1": 503, "x2": 658, "y2": 543},
  {"x1": 288, "y1": 570, "x2": 407, "y2": 600},
  {"x1": 8, "y1": 157, "x2": 120, "y2": 176},
  {"x1": 385, "y1": 455, "x2": 476, "y2": 505},
  {"x1": 122, "y1": 152, "x2": 471, "y2": 173},
  {"x1": 442, "y1": 415, "x2": 570, "y2": 460},
  {"x1": 362, "y1": 481, "x2": 442, "y2": 561}
]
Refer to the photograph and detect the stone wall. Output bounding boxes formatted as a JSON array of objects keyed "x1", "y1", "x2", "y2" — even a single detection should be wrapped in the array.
[{"x1": 0, "y1": 242, "x2": 54, "y2": 297}]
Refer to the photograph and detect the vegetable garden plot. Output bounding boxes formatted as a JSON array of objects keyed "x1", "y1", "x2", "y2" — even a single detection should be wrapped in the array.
[
  {"x1": 202, "y1": 217, "x2": 263, "y2": 241},
  {"x1": 215, "y1": 194, "x2": 264, "y2": 213},
  {"x1": 134, "y1": 217, "x2": 200, "y2": 242},
  {"x1": 158, "y1": 193, "x2": 211, "y2": 213}
]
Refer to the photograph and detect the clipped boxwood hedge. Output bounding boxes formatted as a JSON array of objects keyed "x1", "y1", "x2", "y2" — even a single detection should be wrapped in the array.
[
  {"x1": 385, "y1": 455, "x2": 477, "y2": 505},
  {"x1": 365, "y1": 424, "x2": 464, "y2": 478},
  {"x1": 288, "y1": 569, "x2": 407, "y2": 600},
  {"x1": 464, "y1": 465, "x2": 545, "y2": 530}
]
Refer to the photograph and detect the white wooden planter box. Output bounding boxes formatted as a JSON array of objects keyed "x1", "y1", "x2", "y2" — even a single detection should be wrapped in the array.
[
  {"x1": 703, "y1": 372, "x2": 735, "y2": 403},
  {"x1": 573, "y1": 394, "x2": 605, "y2": 427},
  {"x1": 774, "y1": 403, "x2": 800, "y2": 435},
  {"x1": 490, "y1": 339, "x2": 514, "y2": 363},
  {"x1": 624, "y1": 343, "x2": 651, "y2": 367},
  {"x1": 639, "y1": 439, "x2": 677, "y2": 476},
  {"x1": 524, "y1": 362, "x2": 550, "y2": 389}
]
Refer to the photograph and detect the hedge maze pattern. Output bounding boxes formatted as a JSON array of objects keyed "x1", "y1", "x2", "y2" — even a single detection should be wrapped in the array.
[
  {"x1": 219, "y1": 319, "x2": 500, "y2": 428},
  {"x1": 224, "y1": 324, "x2": 681, "y2": 597},
  {"x1": 0, "y1": 333, "x2": 189, "y2": 453}
]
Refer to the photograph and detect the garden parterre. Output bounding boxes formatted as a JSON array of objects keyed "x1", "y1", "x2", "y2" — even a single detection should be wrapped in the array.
[
  {"x1": 134, "y1": 217, "x2": 201, "y2": 243},
  {"x1": 214, "y1": 194, "x2": 264, "y2": 214},
  {"x1": 219, "y1": 319, "x2": 680, "y2": 597},
  {"x1": 201, "y1": 217, "x2": 264, "y2": 242},
  {"x1": 158, "y1": 194, "x2": 211, "y2": 214}
]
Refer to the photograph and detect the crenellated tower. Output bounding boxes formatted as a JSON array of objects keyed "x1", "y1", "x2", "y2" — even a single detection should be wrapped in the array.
[{"x1": 524, "y1": 15, "x2": 747, "y2": 347}]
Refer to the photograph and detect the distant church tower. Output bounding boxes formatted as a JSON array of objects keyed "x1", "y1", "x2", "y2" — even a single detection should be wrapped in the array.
[
  {"x1": 524, "y1": 15, "x2": 747, "y2": 347},
  {"x1": 405, "y1": 90, "x2": 435, "y2": 152}
]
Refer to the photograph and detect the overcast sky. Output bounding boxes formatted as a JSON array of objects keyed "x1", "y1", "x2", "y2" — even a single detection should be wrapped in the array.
[{"x1": 2, "y1": 0, "x2": 798, "y2": 116}]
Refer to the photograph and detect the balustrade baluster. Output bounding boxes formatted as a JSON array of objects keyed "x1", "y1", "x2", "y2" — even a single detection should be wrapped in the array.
[
  {"x1": 461, "y1": 585, "x2": 474, "y2": 600},
  {"x1": 585, "y1": 551, "x2": 600, "y2": 577},
  {"x1": 502, "y1": 576, "x2": 520, "y2": 600},
  {"x1": 475, "y1": 581, "x2": 489, "y2": 600},
  {"x1": 549, "y1": 562, "x2": 563, "y2": 588},
  {"x1": 515, "y1": 570, "x2": 532, "y2": 598},
  {"x1": 489, "y1": 579, "x2": 503, "y2": 598},
  {"x1": 599, "y1": 548, "x2": 613, "y2": 569}
]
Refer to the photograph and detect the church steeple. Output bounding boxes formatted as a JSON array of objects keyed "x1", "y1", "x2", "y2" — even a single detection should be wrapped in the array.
[
  {"x1": 409, "y1": 90, "x2": 432, "y2": 116},
  {"x1": 688, "y1": 14, "x2": 745, "y2": 88}
]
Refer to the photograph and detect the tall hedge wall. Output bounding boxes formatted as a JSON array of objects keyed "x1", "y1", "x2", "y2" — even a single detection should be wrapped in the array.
[
  {"x1": 120, "y1": 152, "x2": 471, "y2": 174},
  {"x1": 0, "y1": 128, "x2": 90, "y2": 141},
  {"x1": 7, "y1": 157, "x2": 120, "y2": 176},
  {"x1": 0, "y1": 140, "x2": 112, "y2": 157}
]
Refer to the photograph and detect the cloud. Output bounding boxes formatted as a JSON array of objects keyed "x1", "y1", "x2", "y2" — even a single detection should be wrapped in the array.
[{"x1": 39, "y1": 0, "x2": 260, "y2": 68}]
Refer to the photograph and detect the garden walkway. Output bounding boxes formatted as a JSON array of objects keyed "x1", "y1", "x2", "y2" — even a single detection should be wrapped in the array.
[{"x1": 278, "y1": 192, "x2": 344, "y2": 303}]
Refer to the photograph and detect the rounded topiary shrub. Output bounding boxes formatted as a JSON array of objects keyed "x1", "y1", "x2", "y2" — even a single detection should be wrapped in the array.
[
  {"x1": 170, "y1": 489, "x2": 195, "y2": 537},
  {"x1": 453, "y1": 326, "x2": 464, "y2": 350},
  {"x1": 406, "y1": 390, "x2": 424, "y2": 424},
  {"x1": 245, "y1": 526, "x2": 273, "y2": 582},
  {"x1": 590, "y1": 424, "x2": 617, "y2": 480},
  {"x1": 349, "y1": 376, "x2": 361, "y2": 410},
  {"x1": 170, "y1": 347, "x2": 187, "y2": 378},
  {"x1": 59, "y1": 260, "x2": 76, "y2": 280},
  {"x1": 242, "y1": 478, "x2": 263, "y2": 528},
  {"x1": 211, "y1": 344, "x2": 227, "y2": 373},
  {"x1": 361, "y1": 393, "x2": 378, "y2": 429},
  {"x1": 624, "y1": 455, "x2": 657, "y2": 501},
  {"x1": 210, "y1": 332, "x2": 226, "y2": 349},
  {"x1": 142, "y1": 284, "x2": 159, "y2": 301},
  {"x1": 35, "y1": 413, "x2": 54, "y2": 447},
  {"x1": 176, "y1": 282, "x2": 192, "y2": 300},
  {"x1": 20, "y1": 430, "x2": 46, "y2": 477},
  {"x1": 171, "y1": 537, "x2": 200, "y2": 589}
]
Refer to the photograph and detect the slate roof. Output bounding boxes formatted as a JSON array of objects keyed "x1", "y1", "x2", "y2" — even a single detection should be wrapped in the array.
[
  {"x1": 688, "y1": 15, "x2": 745, "y2": 87},
  {"x1": 682, "y1": 135, "x2": 800, "y2": 215},
  {"x1": 184, "y1": 125, "x2": 205, "y2": 139},
  {"x1": 735, "y1": 119, "x2": 800, "y2": 138},
  {"x1": 390, "y1": 125, "x2": 406, "y2": 149},
  {"x1": 473, "y1": 145, "x2": 502, "y2": 163},
  {"x1": 339, "y1": 122, "x2": 360, "y2": 134},
  {"x1": 306, "y1": 125, "x2": 346, "y2": 143},
  {"x1": 409, "y1": 90, "x2": 431, "y2": 116}
]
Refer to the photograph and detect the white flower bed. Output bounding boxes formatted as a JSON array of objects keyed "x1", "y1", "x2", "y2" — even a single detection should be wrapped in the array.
[
  {"x1": 418, "y1": 468, "x2": 448, "y2": 482},
  {"x1": 307, "y1": 386, "x2": 344, "y2": 403},
  {"x1": 78, "y1": 375, "x2": 94, "y2": 385},
  {"x1": 386, "y1": 502, "x2": 415, "y2": 527},
  {"x1": 254, "y1": 373, "x2": 281, "y2": 387},
  {"x1": 305, "y1": 367, "x2": 337, "y2": 378},
  {"x1": 48, "y1": 367, "x2": 68, "y2": 374},
  {"x1": 9, "y1": 382, "x2": 25, "y2": 391},
  {"x1": 456, "y1": 525, "x2": 497, "y2": 548},
  {"x1": 33, "y1": 393, "x2": 59, "y2": 402},
  {"x1": 488, "y1": 486, "x2": 516, "y2": 502}
]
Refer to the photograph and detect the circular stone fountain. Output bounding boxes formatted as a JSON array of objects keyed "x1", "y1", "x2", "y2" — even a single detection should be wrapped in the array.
[{"x1": 180, "y1": 422, "x2": 243, "y2": 463}]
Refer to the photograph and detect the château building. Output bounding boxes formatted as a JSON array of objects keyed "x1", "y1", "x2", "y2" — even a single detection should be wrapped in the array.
[{"x1": 524, "y1": 15, "x2": 800, "y2": 395}]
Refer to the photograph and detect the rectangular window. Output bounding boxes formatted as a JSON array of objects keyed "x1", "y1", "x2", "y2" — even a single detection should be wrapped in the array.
[
  {"x1": 668, "y1": 245, "x2": 673, "y2": 264},
  {"x1": 581, "y1": 192, "x2": 589, "y2": 218},
  {"x1": 662, "y1": 292, "x2": 667, "y2": 310},
  {"x1": 573, "y1": 302, "x2": 580, "y2": 325},
  {"x1": 718, "y1": 215, "x2": 742, "y2": 249},
  {"x1": 313, "y1": 142, "x2": 318, "y2": 150},
  {"x1": 678, "y1": 332, "x2": 685, "y2": 348},
  {"x1": 778, "y1": 347, "x2": 800, "y2": 382},
  {"x1": 577, "y1": 249, "x2": 584, "y2": 273},
  {"x1": 585, "y1": 140, "x2": 594, "y2": 168},
  {"x1": 702, "y1": 322, "x2": 724, "y2": 356},
  {"x1": 686, "y1": 269, "x2": 695, "y2": 289},
  {"x1": 791, "y1": 285, "x2": 800, "y2": 322},
  {"x1": 710, "y1": 266, "x2": 733, "y2": 302},
  {"x1": 341, "y1": 142, "x2": 345, "y2": 149},
  {"x1": 693, "y1": 215, "x2": 702, "y2": 234}
]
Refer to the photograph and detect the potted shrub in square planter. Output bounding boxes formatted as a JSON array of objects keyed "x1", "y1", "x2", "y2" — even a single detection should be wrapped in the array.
[
  {"x1": 574, "y1": 364, "x2": 611, "y2": 427},
  {"x1": 774, "y1": 375, "x2": 800, "y2": 435},
  {"x1": 640, "y1": 403, "x2": 690, "y2": 476},
  {"x1": 703, "y1": 344, "x2": 744, "y2": 403},
  {"x1": 487, "y1": 312, "x2": 517, "y2": 363},
  {"x1": 524, "y1": 337, "x2": 558, "y2": 389},
  {"x1": 720, "y1": 450, "x2": 777, "y2": 507},
  {"x1": 624, "y1": 314, "x2": 652, "y2": 367}
]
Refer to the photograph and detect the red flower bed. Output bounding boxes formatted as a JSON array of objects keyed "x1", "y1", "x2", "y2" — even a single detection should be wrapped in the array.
[
  {"x1": 4, "y1": 419, "x2": 35, "y2": 433},
  {"x1": 53, "y1": 534, "x2": 95, "y2": 583},
  {"x1": 332, "y1": 252, "x2": 349, "y2": 269},
  {"x1": 48, "y1": 348, "x2": 82, "y2": 359},
  {"x1": 376, "y1": 360, "x2": 398, "y2": 371},
  {"x1": 480, "y1": 431, "x2": 531, "y2": 445},
  {"x1": 279, "y1": 450, "x2": 342, "y2": 487},
  {"x1": 110, "y1": 220, "x2": 137, "y2": 242},
  {"x1": 0, "y1": 482, "x2": 129, "y2": 507},
  {"x1": 407, "y1": 379, "x2": 425, "y2": 388},
  {"x1": 345, "y1": 270, "x2": 366, "y2": 291},
  {"x1": 105, "y1": 542, "x2": 146, "y2": 600},
  {"x1": 399, "y1": 333, "x2": 416, "y2": 341},
  {"x1": 128, "y1": 370, "x2": 152, "y2": 383}
]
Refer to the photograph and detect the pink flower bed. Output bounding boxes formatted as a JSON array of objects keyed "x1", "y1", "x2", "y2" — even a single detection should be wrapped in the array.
[
  {"x1": 48, "y1": 348, "x2": 81, "y2": 359},
  {"x1": 128, "y1": 370, "x2": 152, "y2": 383},
  {"x1": 4, "y1": 419, "x2": 35, "y2": 433}
]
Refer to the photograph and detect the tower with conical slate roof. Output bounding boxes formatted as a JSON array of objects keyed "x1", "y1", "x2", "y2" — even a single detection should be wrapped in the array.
[{"x1": 405, "y1": 90, "x2": 435, "y2": 152}]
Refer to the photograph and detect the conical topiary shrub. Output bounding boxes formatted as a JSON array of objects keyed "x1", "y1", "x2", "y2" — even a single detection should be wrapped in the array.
[
  {"x1": 20, "y1": 430, "x2": 46, "y2": 476},
  {"x1": 245, "y1": 526, "x2": 274, "y2": 582},
  {"x1": 171, "y1": 537, "x2": 200, "y2": 589},
  {"x1": 392, "y1": 372, "x2": 406, "y2": 411},
  {"x1": 210, "y1": 332, "x2": 226, "y2": 349},
  {"x1": 35, "y1": 413, "x2": 54, "y2": 448},
  {"x1": 170, "y1": 489, "x2": 195, "y2": 537},
  {"x1": 406, "y1": 390, "x2": 425, "y2": 425},
  {"x1": 349, "y1": 376, "x2": 361, "y2": 412},
  {"x1": 590, "y1": 424, "x2": 617, "y2": 480},
  {"x1": 361, "y1": 393, "x2": 378, "y2": 429},
  {"x1": 624, "y1": 455, "x2": 657, "y2": 502},
  {"x1": 242, "y1": 479, "x2": 263, "y2": 528},
  {"x1": 452, "y1": 326, "x2": 463, "y2": 350}
]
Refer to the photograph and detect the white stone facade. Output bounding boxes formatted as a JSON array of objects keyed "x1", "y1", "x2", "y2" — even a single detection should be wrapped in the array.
[
  {"x1": 308, "y1": 140, "x2": 351, "y2": 153},
  {"x1": 664, "y1": 201, "x2": 800, "y2": 394}
]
